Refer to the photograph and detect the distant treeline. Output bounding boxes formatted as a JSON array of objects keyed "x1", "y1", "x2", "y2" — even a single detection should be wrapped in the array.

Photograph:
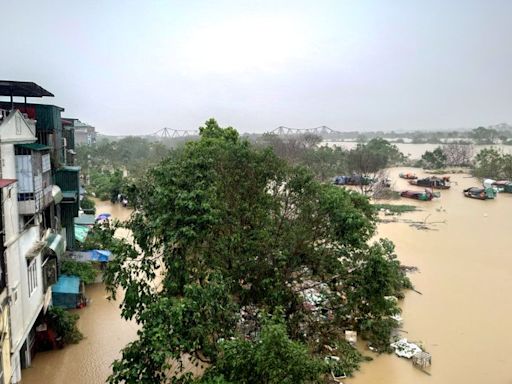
[{"x1": 78, "y1": 127, "x2": 512, "y2": 203}]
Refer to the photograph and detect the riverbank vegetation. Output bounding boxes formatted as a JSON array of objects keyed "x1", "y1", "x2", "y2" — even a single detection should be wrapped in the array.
[
  {"x1": 472, "y1": 148, "x2": 512, "y2": 180},
  {"x1": 97, "y1": 119, "x2": 411, "y2": 384},
  {"x1": 417, "y1": 143, "x2": 474, "y2": 169}
]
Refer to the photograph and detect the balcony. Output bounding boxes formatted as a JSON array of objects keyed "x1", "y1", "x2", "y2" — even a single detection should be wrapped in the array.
[
  {"x1": 16, "y1": 144, "x2": 53, "y2": 214},
  {"x1": 18, "y1": 186, "x2": 53, "y2": 215}
]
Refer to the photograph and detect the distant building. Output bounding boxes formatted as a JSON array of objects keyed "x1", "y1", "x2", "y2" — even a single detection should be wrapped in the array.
[{"x1": 62, "y1": 118, "x2": 96, "y2": 146}]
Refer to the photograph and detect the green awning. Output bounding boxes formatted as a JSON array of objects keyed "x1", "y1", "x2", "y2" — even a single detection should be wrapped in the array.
[
  {"x1": 46, "y1": 233, "x2": 66, "y2": 259},
  {"x1": 74, "y1": 214, "x2": 96, "y2": 226},
  {"x1": 17, "y1": 143, "x2": 50, "y2": 151},
  {"x1": 52, "y1": 185, "x2": 63, "y2": 204}
]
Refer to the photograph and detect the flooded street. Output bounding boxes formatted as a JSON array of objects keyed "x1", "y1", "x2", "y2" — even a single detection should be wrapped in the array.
[
  {"x1": 21, "y1": 201, "x2": 137, "y2": 384},
  {"x1": 21, "y1": 173, "x2": 512, "y2": 384},
  {"x1": 348, "y1": 168, "x2": 512, "y2": 384}
]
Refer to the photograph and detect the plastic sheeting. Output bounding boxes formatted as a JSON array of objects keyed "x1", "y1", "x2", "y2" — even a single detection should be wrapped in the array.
[{"x1": 74, "y1": 225, "x2": 90, "y2": 243}]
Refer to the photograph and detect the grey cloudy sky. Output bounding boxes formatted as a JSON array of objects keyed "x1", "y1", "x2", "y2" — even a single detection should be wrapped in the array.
[{"x1": 1, "y1": 0, "x2": 511, "y2": 135}]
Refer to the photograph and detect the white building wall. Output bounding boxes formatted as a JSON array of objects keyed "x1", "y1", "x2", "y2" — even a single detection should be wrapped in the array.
[{"x1": 0, "y1": 112, "x2": 43, "y2": 383}]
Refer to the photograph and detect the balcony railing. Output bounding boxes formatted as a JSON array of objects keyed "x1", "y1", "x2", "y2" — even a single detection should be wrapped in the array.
[{"x1": 18, "y1": 185, "x2": 53, "y2": 215}]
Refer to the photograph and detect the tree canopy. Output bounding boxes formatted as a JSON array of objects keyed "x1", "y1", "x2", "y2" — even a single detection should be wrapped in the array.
[
  {"x1": 473, "y1": 148, "x2": 512, "y2": 180},
  {"x1": 101, "y1": 119, "x2": 410, "y2": 384}
]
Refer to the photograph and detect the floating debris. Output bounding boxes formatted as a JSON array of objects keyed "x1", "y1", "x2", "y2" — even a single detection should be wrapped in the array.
[
  {"x1": 390, "y1": 338, "x2": 422, "y2": 358},
  {"x1": 412, "y1": 351, "x2": 432, "y2": 369},
  {"x1": 345, "y1": 330, "x2": 357, "y2": 346}
]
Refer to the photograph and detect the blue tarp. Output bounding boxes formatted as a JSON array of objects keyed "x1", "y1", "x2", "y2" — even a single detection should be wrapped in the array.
[
  {"x1": 52, "y1": 275, "x2": 80, "y2": 294},
  {"x1": 52, "y1": 275, "x2": 80, "y2": 309},
  {"x1": 90, "y1": 249, "x2": 112, "y2": 262},
  {"x1": 68, "y1": 249, "x2": 113, "y2": 263}
]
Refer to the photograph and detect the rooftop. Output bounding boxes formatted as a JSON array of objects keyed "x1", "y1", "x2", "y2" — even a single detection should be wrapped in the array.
[
  {"x1": 0, "y1": 80, "x2": 54, "y2": 98},
  {"x1": 0, "y1": 179, "x2": 16, "y2": 189}
]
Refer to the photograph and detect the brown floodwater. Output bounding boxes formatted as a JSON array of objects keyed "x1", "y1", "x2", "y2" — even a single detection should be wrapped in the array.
[
  {"x1": 323, "y1": 141, "x2": 512, "y2": 159},
  {"x1": 21, "y1": 173, "x2": 512, "y2": 383},
  {"x1": 347, "y1": 167, "x2": 512, "y2": 384},
  {"x1": 21, "y1": 200, "x2": 137, "y2": 384}
]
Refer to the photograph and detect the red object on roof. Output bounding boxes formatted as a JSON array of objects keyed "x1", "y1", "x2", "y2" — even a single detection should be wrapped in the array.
[
  {"x1": 61, "y1": 119, "x2": 73, "y2": 126},
  {"x1": 0, "y1": 179, "x2": 16, "y2": 188}
]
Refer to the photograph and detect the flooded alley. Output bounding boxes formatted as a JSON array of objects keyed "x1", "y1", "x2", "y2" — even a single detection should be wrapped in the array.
[{"x1": 21, "y1": 201, "x2": 137, "y2": 384}]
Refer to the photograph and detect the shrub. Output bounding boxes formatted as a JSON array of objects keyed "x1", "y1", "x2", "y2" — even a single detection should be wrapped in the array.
[
  {"x1": 47, "y1": 307, "x2": 84, "y2": 344},
  {"x1": 60, "y1": 259, "x2": 98, "y2": 284}
]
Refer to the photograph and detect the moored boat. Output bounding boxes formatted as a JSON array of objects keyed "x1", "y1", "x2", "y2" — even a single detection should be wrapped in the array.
[
  {"x1": 399, "y1": 172, "x2": 418, "y2": 180},
  {"x1": 400, "y1": 189, "x2": 436, "y2": 201},
  {"x1": 333, "y1": 175, "x2": 373, "y2": 186},
  {"x1": 463, "y1": 187, "x2": 496, "y2": 200},
  {"x1": 492, "y1": 180, "x2": 512, "y2": 193},
  {"x1": 409, "y1": 176, "x2": 450, "y2": 189}
]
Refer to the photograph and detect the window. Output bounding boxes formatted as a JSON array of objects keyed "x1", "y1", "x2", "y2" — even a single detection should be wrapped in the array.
[
  {"x1": 42, "y1": 154, "x2": 51, "y2": 173},
  {"x1": 27, "y1": 260, "x2": 38, "y2": 296}
]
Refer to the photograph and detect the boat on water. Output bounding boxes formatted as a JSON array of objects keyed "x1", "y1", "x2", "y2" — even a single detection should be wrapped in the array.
[
  {"x1": 409, "y1": 176, "x2": 450, "y2": 189},
  {"x1": 491, "y1": 180, "x2": 512, "y2": 193},
  {"x1": 399, "y1": 172, "x2": 418, "y2": 180},
  {"x1": 333, "y1": 175, "x2": 373, "y2": 186},
  {"x1": 463, "y1": 187, "x2": 496, "y2": 200},
  {"x1": 400, "y1": 189, "x2": 437, "y2": 201}
]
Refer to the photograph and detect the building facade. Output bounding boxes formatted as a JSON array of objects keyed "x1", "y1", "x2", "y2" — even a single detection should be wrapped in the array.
[{"x1": 0, "y1": 81, "x2": 77, "y2": 383}]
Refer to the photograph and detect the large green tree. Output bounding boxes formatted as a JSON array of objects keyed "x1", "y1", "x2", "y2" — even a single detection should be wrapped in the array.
[{"x1": 102, "y1": 119, "x2": 409, "y2": 384}]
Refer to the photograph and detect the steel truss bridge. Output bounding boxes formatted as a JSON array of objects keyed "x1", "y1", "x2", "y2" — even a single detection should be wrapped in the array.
[
  {"x1": 151, "y1": 127, "x2": 199, "y2": 138},
  {"x1": 116, "y1": 126, "x2": 344, "y2": 139},
  {"x1": 268, "y1": 126, "x2": 343, "y2": 136}
]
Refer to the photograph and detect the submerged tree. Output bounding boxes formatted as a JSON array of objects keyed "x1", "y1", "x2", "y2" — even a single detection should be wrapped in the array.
[
  {"x1": 419, "y1": 147, "x2": 447, "y2": 169},
  {"x1": 102, "y1": 119, "x2": 410, "y2": 384},
  {"x1": 346, "y1": 138, "x2": 403, "y2": 194},
  {"x1": 473, "y1": 148, "x2": 512, "y2": 179}
]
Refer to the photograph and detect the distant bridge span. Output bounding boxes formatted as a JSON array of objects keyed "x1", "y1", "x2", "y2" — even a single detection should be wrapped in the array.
[
  {"x1": 268, "y1": 126, "x2": 343, "y2": 136},
  {"x1": 152, "y1": 127, "x2": 199, "y2": 138}
]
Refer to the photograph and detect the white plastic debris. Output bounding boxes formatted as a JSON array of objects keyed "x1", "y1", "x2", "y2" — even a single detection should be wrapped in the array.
[{"x1": 390, "y1": 338, "x2": 422, "y2": 358}]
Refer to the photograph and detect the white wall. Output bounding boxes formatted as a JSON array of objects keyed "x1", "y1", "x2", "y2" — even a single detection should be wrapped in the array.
[{"x1": 0, "y1": 115, "x2": 44, "y2": 383}]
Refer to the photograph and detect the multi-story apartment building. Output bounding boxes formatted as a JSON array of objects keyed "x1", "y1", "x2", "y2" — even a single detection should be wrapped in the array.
[{"x1": 0, "y1": 80, "x2": 77, "y2": 383}]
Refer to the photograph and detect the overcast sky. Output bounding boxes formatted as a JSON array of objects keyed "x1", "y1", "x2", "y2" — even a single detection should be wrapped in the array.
[{"x1": 1, "y1": 0, "x2": 511, "y2": 135}]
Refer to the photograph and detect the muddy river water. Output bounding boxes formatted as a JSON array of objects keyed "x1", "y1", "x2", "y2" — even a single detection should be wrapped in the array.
[{"x1": 22, "y1": 171, "x2": 512, "y2": 383}]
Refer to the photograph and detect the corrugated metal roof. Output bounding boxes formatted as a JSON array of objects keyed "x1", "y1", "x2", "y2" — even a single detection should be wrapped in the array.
[
  {"x1": 17, "y1": 143, "x2": 50, "y2": 151},
  {"x1": 0, "y1": 179, "x2": 16, "y2": 188},
  {"x1": 0, "y1": 80, "x2": 54, "y2": 97}
]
